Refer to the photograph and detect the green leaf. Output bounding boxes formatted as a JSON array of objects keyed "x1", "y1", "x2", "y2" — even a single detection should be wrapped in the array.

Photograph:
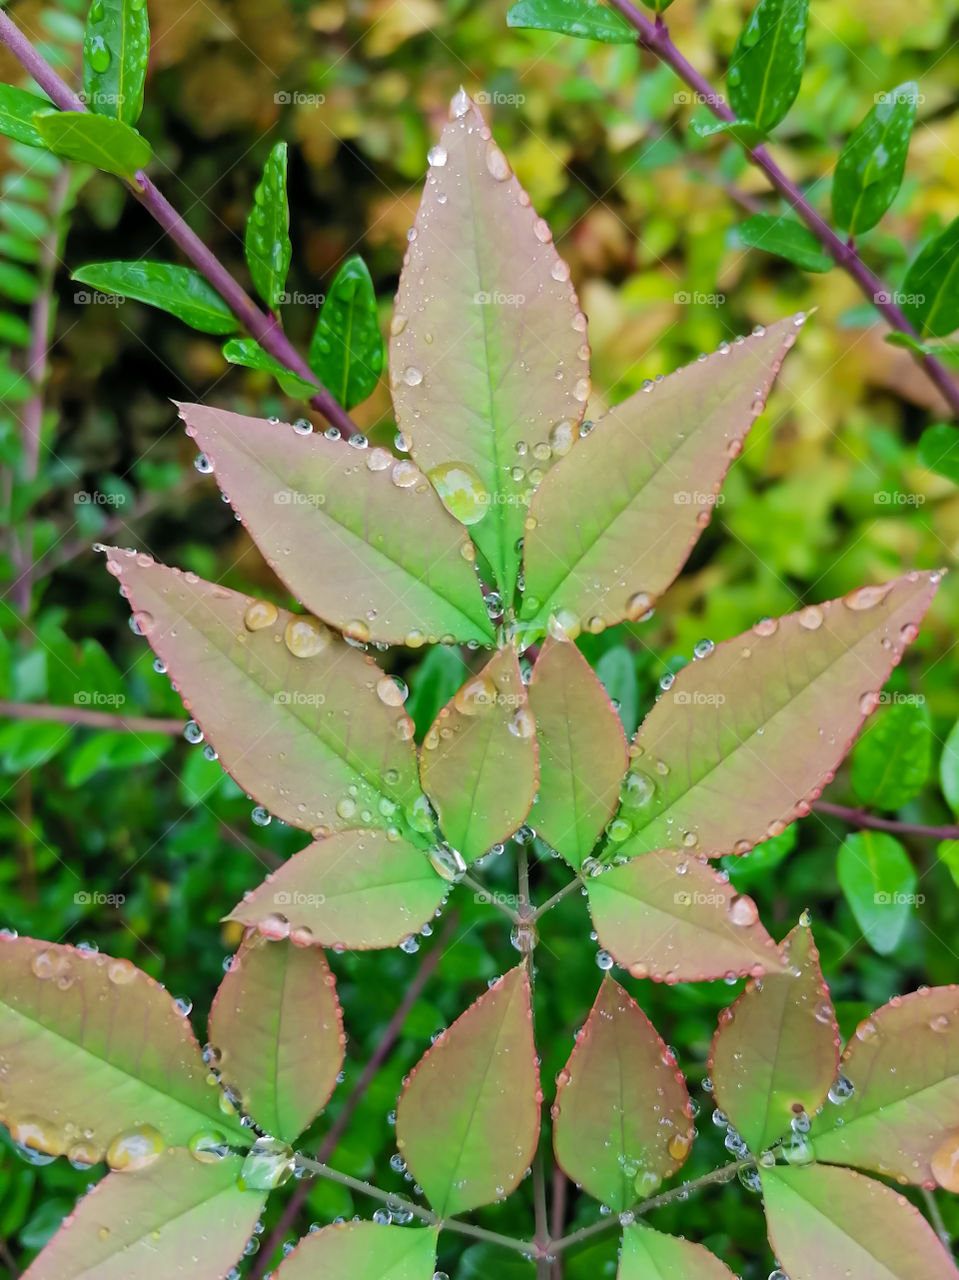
[
  {"x1": 850, "y1": 700, "x2": 932, "y2": 810},
  {"x1": 520, "y1": 317, "x2": 805, "y2": 634},
  {"x1": 419, "y1": 647, "x2": 538, "y2": 863},
  {"x1": 221, "y1": 337, "x2": 320, "y2": 397},
  {"x1": 178, "y1": 402, "x2": 493, "y2": 646},
  {"x1": 83, "y1": 0, "x2": 151, "y2": 126},
  {"x1": 919, "y1": 423, "x2": 959, "y2": 486},
  {"x1": 527, "y1": 638, "x2": 627, "y2": 869},
  {"x1": 208, "y1": 935, "x2": 343, "y2": 1142},
  {"x1": 73, "y1": 262, "x2": 239, "y2": 334},
  {"x1": 811, "y1": 987, "x2": 959, "y2": 1187},
  {"x1": 0, "y1": 260, "x2": 39, "y2": 304},
  {"x1": 0, "y1": 936, "x2": 245, "y2": 1161},
  {"x1": 760, "y1": 1164, "x2": 958, "y2": 1280},
  {"x1": 273, "y1": 1223, "x2": 438, "y2": 1280},
  {"x1": 728, "y1": 0, "x2": 811, "y2": 134},
  {"x1": 619, "y1": 1225, "x2": 738, "y2": 1280},
  {"x1": 505, "y1": 0, "x2": 636, "y2": 43},
  {"x1": 942, "y1": 716, "x2": 959, "y2": 816},
  {"x1": 309, "y1": 256, "x2": 384, "y2": 410},
  {"x1": 837, "y1": 832, "x2": 917, "y2": 955},
  {"x1": 709, "y1": 922, "x2": 838, "y2": 1152},
  {"x1": 552, "y1": 977, "x2": 692, "y2": 1211},
  {"x1": 723, "y1": 823, "x2": 798, "y2": 885},
  {"x1": 245, "y1": 142, "x2": 291, "y2": 311},
  {"x1": 24, "y1": 1150, "x2": 265, "y2": 1280},
  {"x1": 406, "y1": 646, "x2": 469, "y2": 739},
  {"x1": 832, "y1": 83, "x2": 918, "y2": 235},
  {"x1": 102, "y1": 548, "x2": 427, "y2": 841},
  {"x1": 902, "y1": 216, "x2": 959, "y2": 339},
  {"x1": 0, "y1": 85, "x2": 53, "y2": 148},
  {"x1": 587, "y1": 849, "x2": 785, "y2": 982},
  {"x1": 615, "y1": 572, "x2": 938, "y2": 859},
  {"x1": 692, "y1": 117, "x2": 768, "y2": 149},
  {"x1": 595, "y1": 646, "x2": 640, "y2": 737},
  {"x1": 390, "y1": 90, "x2": 588, "y2": 602},
  {"x1": 0, "y1": 312, "x2": 32, "y2": 347},
  {"x1": 32, "y1": 110, "x2": 150, "y2": 179},
  {"x1": 0, "y1": 231, "x2": 42, "y2": 265},
  {"x1": 733, "y1": 213, "x2": 834, "y2": 272},
  {"x1": 396, "y1": 966, "x2": 539, "y2": 1215},
  {"x1": 226, "y1": 829, "x2": 448, "y2": 950}
]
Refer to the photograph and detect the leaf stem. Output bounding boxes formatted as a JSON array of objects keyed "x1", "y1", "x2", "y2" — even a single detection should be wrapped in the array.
[
  {"x1": 0, "y1": 700, "x2": 184, "y2": 735},
  {"x1": 813, "y1": 800, "x2": 959, "y2": 841},
  {"x1": 922, "y1": 1187, "x2": 952, "y2": 1252},
  {"x1": 463, "y1": 871, "x2": 522, "y2": 923},
  {"x1": 533, "y1": 877, "x2": 583, "y2": 920}
]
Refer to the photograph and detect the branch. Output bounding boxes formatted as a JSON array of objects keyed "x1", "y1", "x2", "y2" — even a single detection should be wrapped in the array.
[
  {"x1": 606, "y1": 0, "x2": 959, "y2": 419},
  {"x1": 0, "y1": 700, "x2": 184, "y2": 735},
  {"x1": 814, "y1": 800, "x2": 959, "y2": 841}
]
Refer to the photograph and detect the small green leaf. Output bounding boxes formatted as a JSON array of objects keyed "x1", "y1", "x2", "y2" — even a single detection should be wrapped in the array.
[
  {"x1": 506, "y1": 0, "x2": 636, "y2": 43},
  {"x1": 273, "y1": 1223, "x2": 438, "y2": 1280},
  {"x1": 221, "y1": 337, "x2": 320, "y2": 397},
  {"x1": 902, "y1": 216, "x2": 959, "y2": 339},
  {"x1": 728, "y1": 0, "x2": 811, "y2": 134},
  {"x1": 692, "y1": 117, "x2": 767, "y2": 149},
  {"x1": 941, "y1": 716, "x2": 959, "y2": 817},
  {"x1": 850, "y1": 700, "x2": 932, "y2": 810},
  {"x1": 73, "y1": 262, "x2": 239, "y2": 334},
  {"x1": 837, "y1": 832, "x2": 917, "y2": 955},
  {"x1": 0, "y1": 312, "x2": 32, "y2": 347},
  {"x1": 595, "y1": 646, "x2": 640, "y2": 737},
  {"x1": 406, "y1": 646, "x2": 469, "y2": 739},
  {"x1": 832, "y1": 83, "x2": 918, "y2": 235},
  {"x1": 0, "y1": 261, "x2": 39, "y2": 304},
  {"x1": 32, "y1": 110, "x2": 151, "y2": 179},
  {"x1": 619, "y1": 1225, "x2": 738, "y2": 1280},
  {"x1": 245, "y1": 142, "x2": 291, "y2": 311},
  {"x1": 733, "y1": 213, "x2": 834, "y2": 272},
  {"x1": 309, "y1": 256, "x2": 384, "y2": 410},
  {"x1": 0, "y1": 85, "x2": 53, "y2": 148},
  {"x1": 83, "y1": 0, "x2": 151, "y2": 126},
  {"x1": 919, "y1": 424, "x2": 959, "y2": 487}
]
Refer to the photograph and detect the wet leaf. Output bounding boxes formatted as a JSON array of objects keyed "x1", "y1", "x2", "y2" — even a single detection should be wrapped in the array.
[
  {"x1": 73, "y1": 262, "x2": 239, "y2": 334},
  {"x1": 733, "y1": 214, "x2": 833, "y2": 272},
  {"x1": 619, "y1": 1224, "x2": 739, "y2": 1279},
  {"x1": 83, "y1": 0, "x2": 151, "y2": 126},
  {"x1": 309, "y1": 255, "x2": 385, "y2": 410},
  {"x1": 837, "y1": 832, "x2": 917, "y2": 955},
  {"x1": 940, "y1": 716, "x2": 959, "y2": 817},
  {"x1": 506, "y1": 0, "x2": 636, "y2": 43},
  {"x1": 727, "y1": 0, "x2": 810, "y2": 134},
  {"x1": 273, "y1": 1222, "x2": 438, "y2": 1280},
  {"x1": 221, "y1": 337, "x2": 320, "y2": 397},
  {"x1": 0, "y1": 85, "x2": 53, "y2": 148},
  {"x1": 32, "y1": 110, "x2": 151, "y2": 179},
  {"x1": 245, "y1": 142, "x2": 291, "y2": 310},
  {"x1": 902, "y1": 216, "x2": 959, "y2": 339},
  {"x1": 850, "y1": 700, "x2": 932, "y2": 810},
  {"x1": 832, "y1": 84, "x2": 918, "y2": 235}
]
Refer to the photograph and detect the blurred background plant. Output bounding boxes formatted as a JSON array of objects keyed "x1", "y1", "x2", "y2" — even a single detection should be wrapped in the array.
[{"x1": 1, "y1": 0, "x2": 959, "y2": 1275}]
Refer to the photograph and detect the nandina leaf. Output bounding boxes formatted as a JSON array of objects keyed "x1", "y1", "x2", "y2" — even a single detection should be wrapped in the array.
[
  {"x1": 0, "y1": 936, "x2": 242, "y2": 1163},
  {"x1": 552, "y1": 977, "x2": 692, "y2": 1210},
  {"x1": 103, "y1": 549, "x2": 426, "y2": 841},
  {"x1": 619, "y1": 1224, "x2": 739, "y2": 1279},
  {"x1": 226, "y1": 829, "x2": 448, "y2": 949},
  {"x1": 760, "y1": 1164, "x2": 959, "y2": 1280},
  {"x1": 176, "y1": 403, "x2": 493, "y2": 647},
  {"x1": 272, "y1": 1222, "x2": 438, "y2": 1280},
  {"x1": 811, "y1": 987, "x2": 959, "y2": 1188},
  {"x1": 419, "y1": 646, "x2": 538, "y2": 863},
  {"x1": 617, "y1": 571, "x2": 940, "y2": 858},
  {"x1": 389, "y1": 89, "x2": 589, "y2": 602},
  {"x1": 207, "y1": 935, "x2": 343, "y2": 1142},
  {"x1": 587, "y1": 850, "x2": 785, "y2": 982},
  {"x1": 527, "y1": 638, "x2": 627, "y2": 868},
  {"x1": 396, "y1": 965, "x2": 540, "y2": 1215},
  {"x1": 709, "y1": 921, "x2": 839, "y2": 1153},
  {"x1": 23, "y1": 1150, "x2": 265, "y2": 1280},
  {"x1": 520, "y1": 316, "x2": 805, "y2": 635}
]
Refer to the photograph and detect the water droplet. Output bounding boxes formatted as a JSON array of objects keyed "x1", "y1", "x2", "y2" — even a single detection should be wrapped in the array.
[
  {"x1": 429, "y1": 845, "x2": 467, "y2": 882},
  {"x1": 508, "y1": 707, "x2": 535, "y2": 739},
  {"x1": 454, "y1": 674, "x2": 497, "y2": 716},
  {"x1": 728, "y1": 895, "x2": 759, "y2": 927},
  {"x1": 244, "y1": 599, "x2": 278, "y2": 631},
  {"x1": 238, "y1": 1137, "x2": 295, "y2": 1191},
  {"x1": 428, "y1": 461, "x2": 490, "y2": 526},
  {"x1": 403, "y1": 366, "x2": 423, "y2": 387},
  {"x1": 626, "y1": 591, "x2": 652, "y2": 621},
  {"x1": 827, "y1": 1073, "x2": 855, "y2": 1104},
  {"x1": 485, "y1": 142, "x2": 510, "y2": 180},
  {"x1": 596, "y1": 949, "x2": 614, "y2": 971},
  {"x1": 189, "y1": 1129, "x2": 230, "y2": 1164},
  {"x1": 392, "y1": 460, "x2": 420, "y2": 488},
  {"x1": 667, "y1": 1131, "x2": 692, "y2": 1161},
  {"x1": 753, "y1": 617, "x2": 778, "y2": 637},
  {"x1": 107, "y1": 1124, "x2": 165, "y2": 1172},
  {"x1": 551, "y1": 259, "x2": 571, "y2": 283},
  {"x1": 798, "y1": 605, "x2": 823, "y2": 630},
  {"x1": 284, "y1": 616, "x2": 331, "y2": 658},
  {"x1": 427, "y1": 144, "x2": 448, "y2": 167},
  {"x1": 845, "y1": 584, "x2": 890, "y2": 612},
  {"x1": 376, "y1": 675, "x2": 409, "y2": 706},
  {"x1": 194, "y1": 452, "x2": 213, "y2": 474}
]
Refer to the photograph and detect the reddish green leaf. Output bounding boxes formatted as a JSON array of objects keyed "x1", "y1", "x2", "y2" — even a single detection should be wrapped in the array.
[
  {"x1": 226, "y1": 828, "x2": 448, "y2": 949},
  {"x1": 23, "y1": 1150, "x2": 264, "y2": 1280},
  {"x1": 812, "y1": 987, "x2": 959, "y2": 1188},
  {"x1": 761, "y1": 1164, "x2": 959, "y2": 1280},
  {"x1": 617, "y1": 571, "x2": 940, "y2": 859},
  {"x1": 396, "y1": 965, "x2": 540, "y2": 1215},
  {"x1": 273, "y1": 1222, "x2": 438, "y2": 1280},
  {"x1": 103, "y1": 549, "x2": 426, "y2": 841},
  {"x1": 419, "y1": 646, "x2": 538, "y2": 863},
  {"x1": 389, "y1": 89, "x2": 589, "y2": 601},
  {"x1": 178, "y1": 403, "x2": 493, "y2": 646},
  {"x1": 587, "y1": 850, "x2": 785, "y2": 982},
  {"x1": 519, "y1": 316, "x2": 805, "y2": 635},
  {"x1": 553, "y1": 977, "x2": 692, "y2": 1211},
  {"x1": 0, "y1": 936, "x2": 241, "y2": 1164},
  {"x1": 207, "y1": 935, "x2": 343, "y2": 1142},
  {"x1": 528, "y1": 638, "x2": 628, "y2": 868},
  {"x1": 619, "y1": 1224, "x2": 739, "y2": 1280},
  {"x1": 709, "y1": 921, "x2": 838, "y2": 1153}
]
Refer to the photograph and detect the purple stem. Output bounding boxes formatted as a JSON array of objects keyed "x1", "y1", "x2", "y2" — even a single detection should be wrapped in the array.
[{"x1": 813, "y1": 800, "x2": 959, "y2": 841}]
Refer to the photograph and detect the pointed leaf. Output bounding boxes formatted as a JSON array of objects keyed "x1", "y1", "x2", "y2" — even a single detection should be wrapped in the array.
[
  {"x1": 850, "y1": 700, "x2": 932, "y2": 810},
  {"x1": 727, "y1": 0, "x2": 810, "y2": 134},
  {"x1": 553, "y1": 977, "x2": 692, "y2": 1211},
  {"x1": 733, "y1": 214, "x2": 833, "y2": 272},
  {"x1": 760, "y1": 1164, "x2": 959, "y2": 1280},
  {"x1": 73, "y1": 262, "x2": 239, "y2": 334},
  {"x1": 396, "y1": 966, "x2": 540, "y2": 1215},
  {"x1": 226, "y1": 828, "x2": 448, "y2": 949},
  {"x1": 0, "y1": 85, "x2": 52, "y2": 147},
  {"x1": 811, "y1": 987, "x2": 959, "y2": 1188},
  {"x1": 709, "y1": 922, "x2": 838, "y2": 1152},
  {"x1": 389, "y1": 90, "x2": 589, "y2": 601},
  {"x1": 23, "y1": 1150, "x2": 264, "y2": 1280},
  {"x1": 309, "y1": 256, "x2": 385, "y2": 410},
  {"x1": 528, "y1": 639, "x2": 627, "y2": 868},
  {"x1": 33, "y1": 110, "x2": 151, "y2": 179},
  {"x1": 837, "y1": 832, "x2": 917, "y2": 955},
  {"x1": 506, "y1": 0, "x2": 636, "y2": 43},
  {"x1": 832, "y1": 84, "x2": 918, "y2": 235},
  {"x1": 244, "y1": 142, "x2": 291, "y2": 310},
  {"x1": 274, "y1": 1222, "x2": 438, "y2": 1280},
  {"x1": 919, "y1": 423, "x2": 959, "y2": 488},
  {"x1": 102, "y1": 549, "x2": 426, "y2": 840},
  {"x1": 0, "y1": 936, "x2": 242, "y2": 1162},
  {"x1": 83, "y1": 0, "x2": 151, "y2": 126},
  {"x1": 617, "y1": 571, "x2": 940, "y2": 859},
  {"x1": 587, "y1": 850, "x2": 785, "y2": 982},
  {"x1": 177, "y1": 403, "x2": 493, "y2": 647},
  {"x1": 619, "y1": 1224, "x2": 739, "y2": 1280},
  {"x1": 208, "y1": 935, "x2": 343, "y2": 1142},
  {"x1": 520, "y1": 316, "x2": 805, "y2": 633},
  {"x1": 419, "y1": 646, "x2": 538, "y2": 863},
  {"x1": 221, "y1": 337, "x2": 320, "y2": 397},
  {"x1": 903, "y1": 216, "x2": 959, "y2": 339}
]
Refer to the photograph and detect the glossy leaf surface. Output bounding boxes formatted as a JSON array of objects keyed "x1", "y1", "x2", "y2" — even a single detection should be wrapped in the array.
[
  {"x1": 0, "y1": 85, "x2": 52, "y2": 147},
  {"x1": 903, "y1": 216, "x2": 959, "y2": 338},
  {"x1": 245, "y1": 142, "x2": 291, "y2": 310},
  {"x1": 506, "y1": 0, "x2": 636, "y2": 42},
  {"x1": 82, "y1": 0, "x2": 150, "y2": 126},
  {"x1": 33, "y1": 110, "x2": 151, "y2": 179},
  {"x1": 309, "y1": 255, "x2": 385, "y2": 410},
  {"x1": 837, "y1": 832, "x2": 917, "y2": 955},
  {"x1": 727, "y1": 0, "x2": 810, "y2": 134},
  {"x1": 221, "y1": 337, "x2": 320, "y2": 397},
  {"x1": 734, "y1": 214, "x2": 833, "y2": 272},
  {"x1": 619, "y1": 1225, "x2": 739, "y2": 1280},
  {"x1": 73, "y1": 261, "x2": 239, "y2": 334},
  {"x1": 832, "y1": 84, "x2": 918, "y2": 235},
  {"x1": 274, "y1": 1222, "x2": 438, "y2": 1280},
  {"x1": 850, "y1": 700, "x2": 931, "y2": 810}
]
